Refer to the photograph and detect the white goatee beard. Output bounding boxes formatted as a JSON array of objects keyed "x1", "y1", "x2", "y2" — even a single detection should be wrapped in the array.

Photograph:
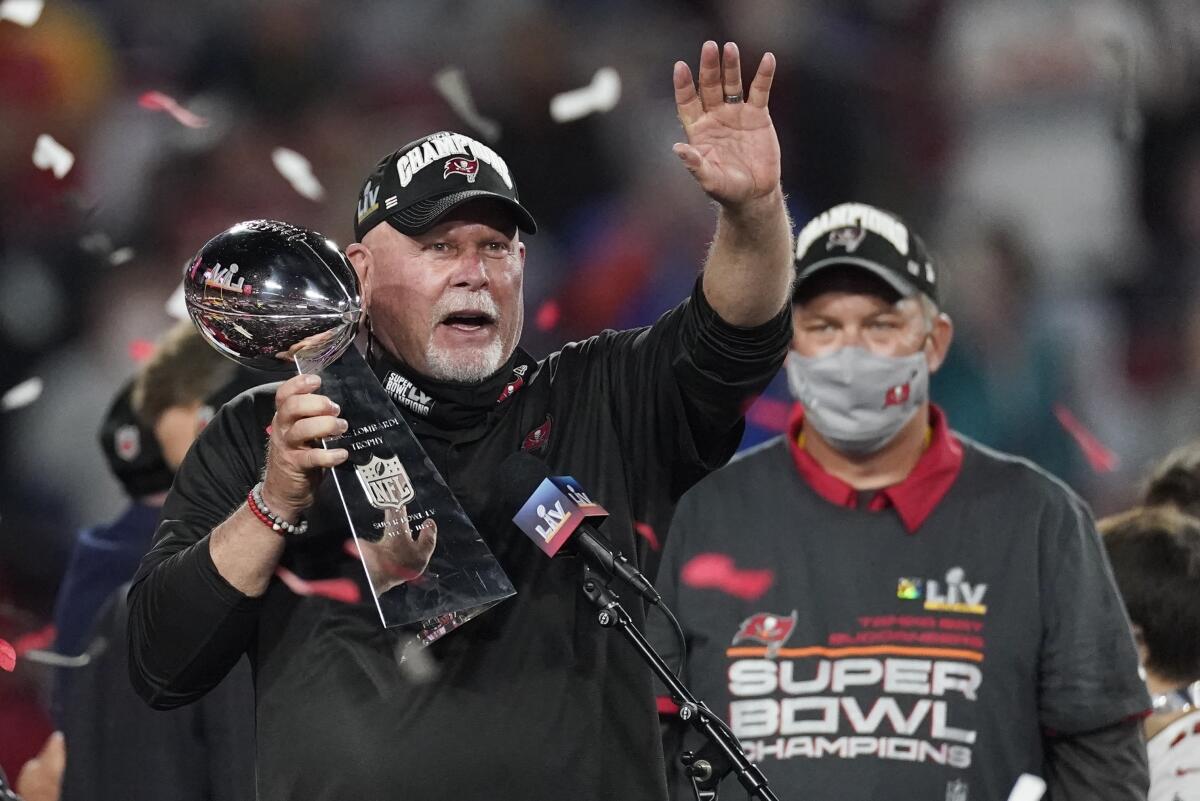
[
  {"x1": 423, "y1": 291, "x2": 506, "y2": 383},
  {"x1": 423, "y1": 337, "x2": 505, "y2": 383}
]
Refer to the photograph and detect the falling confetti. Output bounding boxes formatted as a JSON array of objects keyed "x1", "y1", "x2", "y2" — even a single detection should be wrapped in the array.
[
  {"x1": 0, "y1": 639, "x2": 14, "y2": 672},
  {"x1": 79, "y1": 232, "x2": 113, "y2": 255},
  {"x1": 80, "y1": 232, "x2": 135, "y2": 266},
  {"x1": 433, "y1": 67, "x2": 502, "y2": 142},
  {"x1": 32, "y1": 134, "x2": 75, "y2": 179},
  {"x1": 165, "y1": 282, "x2": 188, "y2": 320},
  {"x1": 656, "y1": 697, "x2": 680, "y2": 715},
  {"x1": 634, "y1": 520, "x2": 660, "y2": 552},
  {"x1": 1006, "y1": 775, "x2": 1047, "y2": 801},
  {"x1": 0, "y1": 0, "x2": 43, "y2": 27},
  {"x1": 681, "y1": 552, "x2": 774, "y2": 601},
  {"x1": 128, "y1": 339, "x2": 156, "y2": 362},
  {"x1": 108, "y1": 247, "x2": 135, "y2": 265},
  {"x1": 550, "y1": 67, "x2": 621, "y2": 123},
  {"x1": 275, "y1": 566, "x2": 361, "y2": 604},
  {"x1": 534, "y1": 298, "x2": 560, "y2": 332},
  {"x1": 1053, "y1": 404, "x2": 1119, "y2": 473},
  {"x1": 271, "y1": 147, "x2": 325, "y2": 202},
  {"x1": 2, "y1": 376, "x2": 44, "y2": 411},
  {"x1": 138, "y1": 90, "x2": 210, "y2": 129}
]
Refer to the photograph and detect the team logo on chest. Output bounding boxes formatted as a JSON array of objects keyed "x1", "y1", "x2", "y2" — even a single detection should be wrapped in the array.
[
  {"x1": 732, "y1": 611, "x2": 799, "y2": 658},
  {"x1": 522, "y1": 414, "x2": 553, "y2": 453}
]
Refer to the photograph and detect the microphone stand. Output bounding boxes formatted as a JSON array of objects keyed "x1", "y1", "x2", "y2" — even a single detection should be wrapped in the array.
[{"x1": 579, "y1": 564, "x2": 782, "y2": 801}]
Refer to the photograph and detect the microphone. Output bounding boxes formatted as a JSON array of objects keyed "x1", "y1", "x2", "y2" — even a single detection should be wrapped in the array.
[{"x1": 498, "y1": 451, "x2": 661, "y2": 605}]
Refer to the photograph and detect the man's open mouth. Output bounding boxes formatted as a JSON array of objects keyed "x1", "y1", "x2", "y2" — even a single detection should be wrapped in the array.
[{"x1": 440, "y1": 311, "x2": 496, "y2": 332}]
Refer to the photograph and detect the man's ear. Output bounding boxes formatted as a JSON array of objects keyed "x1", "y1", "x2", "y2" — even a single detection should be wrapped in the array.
[
  {"x1": 346, "y1": 243, "x2": 373, "y2": 309},
  {"x1": 925, "y1": 313, "x2": 954, "y2": 374}
]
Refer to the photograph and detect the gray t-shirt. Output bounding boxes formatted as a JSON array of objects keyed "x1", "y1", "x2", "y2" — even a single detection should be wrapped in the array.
[{"x1": 650, "y1": 435, "x2": 1149, "y2": 801}]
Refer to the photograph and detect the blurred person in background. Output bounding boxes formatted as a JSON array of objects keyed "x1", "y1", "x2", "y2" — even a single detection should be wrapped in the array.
[
  {"x1": 650, "y1": 202, "x2": 1149, "y2": 801},
  {"x1": 1101, "y1": 506, "x2": 1200, "y2": 801},
  {"x1": 51, "y1": 321, "x2": 235, "y2": 717},
  {"x1": 931, "y1": 223, "x2": 1080, "y2": 485},
  {"x1": 1141, "y1": 438, "x2": 1200, "y2": 518},
  {"x1": 50, "y1": 321, "x2": 255, "y2": 801}
]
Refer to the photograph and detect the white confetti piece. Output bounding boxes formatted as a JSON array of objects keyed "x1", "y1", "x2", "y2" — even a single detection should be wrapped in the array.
[
  {"x1": 79, "y1": 232, "x2": 113, "y2": 255},
  {"x1": 271, "y1": 147, "x2": 324, "y2": 202},
  {"x1": 2, "y1": 377, "x2": 44, "y2": 411},
  {"x1": 32, "y1": 134, "x2": 75, "y2": 179},
  {"x1": 108, "y1": 247, "x2": 135, "y2": 266},
  {"x1": 0, "y1": 0, "x2": 44, "y2": 27},
  {"x1": 433, "y1": 68, "x2": 501, "y2": 142},
  {"x1": 80, "y1": 232, "x2": 134, "y2": 265},
  {"x1": 1006, "y1": 774, "x2": 1046, "y2": 801},
  {"x1": 549, "y1": 67, "x2": 621, "y2": 123},
  {"x1": 165, "y1": 283, "x2": 187, "y2": 320}
]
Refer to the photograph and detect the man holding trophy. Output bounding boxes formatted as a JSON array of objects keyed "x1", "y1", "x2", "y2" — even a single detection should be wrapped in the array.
[{"x1": 129, "y1": 42, "x2": 794, "y2": 800}]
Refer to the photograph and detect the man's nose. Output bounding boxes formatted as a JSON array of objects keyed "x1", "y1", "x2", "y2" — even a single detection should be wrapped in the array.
[
  {"x1": 840, "y1": 325, "x2": 867, "y2": 347},
  {"x1": 450, "y1": 249, "x2": 489, "y2": 290}
]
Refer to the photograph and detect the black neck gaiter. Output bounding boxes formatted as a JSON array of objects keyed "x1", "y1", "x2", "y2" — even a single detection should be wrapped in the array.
[{"x1": 368, "y1": 338, "x2": 536, "y2": 431}]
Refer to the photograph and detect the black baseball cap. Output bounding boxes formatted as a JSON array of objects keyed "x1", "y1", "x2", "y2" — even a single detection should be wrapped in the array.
[
  {"x1": 353, "y1": 131, "x2": 537, "y2": 242},
  {"x1": 793, "y1": 202, "x2": 938, "y2": 304},
  {"x1": 99, "y1": 380, "x2": 173, "y2": 499}
]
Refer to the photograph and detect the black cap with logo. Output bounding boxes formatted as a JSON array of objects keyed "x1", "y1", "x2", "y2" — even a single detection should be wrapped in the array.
[
  {"x1": 793, "y1": 202, "x2": 938, "y2": 304},
  {"x1": 353, "y1": 131, "x2": 538, "y2": 242},
  {"x1": 99, "y1": 367, "x2": 264, "y2": 499},
  {"x1": 99, "y1": 380, "x2": 173, "y2": 499}
]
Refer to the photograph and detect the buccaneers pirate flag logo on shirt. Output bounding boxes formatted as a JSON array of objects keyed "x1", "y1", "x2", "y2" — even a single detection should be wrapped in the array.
[{"x1": 732, "y1": 611, "x2": 799, "y2": 658}]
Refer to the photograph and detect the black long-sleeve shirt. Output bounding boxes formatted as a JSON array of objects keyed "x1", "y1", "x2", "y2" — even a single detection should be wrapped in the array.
[{"x1": 128, "y1": 282, "x2": 791, "y2": 801}]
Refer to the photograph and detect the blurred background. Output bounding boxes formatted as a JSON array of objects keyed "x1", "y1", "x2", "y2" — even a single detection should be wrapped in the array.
[{"x1": 2, "y1": 0, "x2": 1200, "y2": 776}]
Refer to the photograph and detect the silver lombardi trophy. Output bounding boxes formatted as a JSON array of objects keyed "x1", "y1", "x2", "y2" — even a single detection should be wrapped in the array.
[{"x1": 183, "y1": 219, "x2": 514, "y2": 641}]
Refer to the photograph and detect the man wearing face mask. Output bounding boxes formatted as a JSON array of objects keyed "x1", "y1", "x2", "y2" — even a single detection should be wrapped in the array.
[{"x1": 650, "y1": 202, "x2": 1150, "y2": 801}]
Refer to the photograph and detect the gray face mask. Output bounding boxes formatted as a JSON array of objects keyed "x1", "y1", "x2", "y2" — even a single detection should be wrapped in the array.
[{"x1": 785, "y1": 347, "x2": 929, "y2": 455}]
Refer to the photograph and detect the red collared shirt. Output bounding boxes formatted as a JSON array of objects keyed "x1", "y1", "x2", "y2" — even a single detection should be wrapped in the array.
[{"x1": 786, "y1": 403, "x2": 963, "y2": 533}]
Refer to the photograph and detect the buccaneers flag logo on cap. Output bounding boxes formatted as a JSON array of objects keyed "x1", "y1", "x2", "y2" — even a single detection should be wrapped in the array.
[
  {"x1": 732, "y1": 610, "x2": 799, "y2": 657},
  {"x1": 443, "y1": 156, "x2": 479, "y2": 183}
]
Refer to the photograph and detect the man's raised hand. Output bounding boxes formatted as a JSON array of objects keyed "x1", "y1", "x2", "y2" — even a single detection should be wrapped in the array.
[{"x1": 672, "y1": 41, "x2": 780, "y2": 209}]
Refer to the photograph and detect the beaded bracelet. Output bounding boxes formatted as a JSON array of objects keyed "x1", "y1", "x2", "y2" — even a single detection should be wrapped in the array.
[{"x1": 247, "y1": 482, "x2": 308, "y2": 536}]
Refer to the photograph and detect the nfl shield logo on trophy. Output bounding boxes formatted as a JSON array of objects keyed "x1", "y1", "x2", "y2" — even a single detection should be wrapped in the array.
[{"x1": 355, "y1": 454, "x2": 415, "y2": 510}]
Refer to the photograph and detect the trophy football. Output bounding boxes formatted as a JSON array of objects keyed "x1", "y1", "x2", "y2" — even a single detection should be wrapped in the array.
[{"x1": 183, "y1": 219, "x2": 514, "y2": 642}]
